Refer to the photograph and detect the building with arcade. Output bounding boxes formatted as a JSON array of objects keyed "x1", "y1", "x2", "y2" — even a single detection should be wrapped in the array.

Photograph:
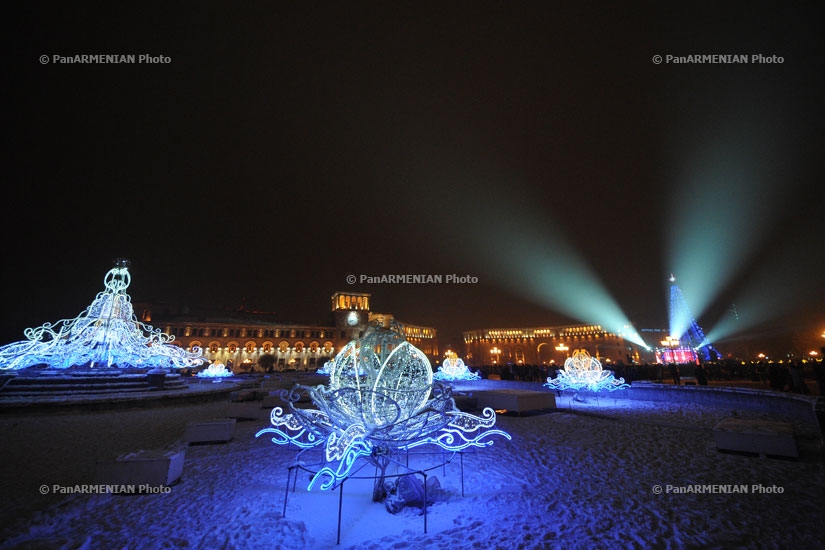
[
  {"x1": 135, "y1": 291, "x2": 438, "y2": 373},
  {"x1": 462, "y1": 323, "x2": 648, "y2": 367}
]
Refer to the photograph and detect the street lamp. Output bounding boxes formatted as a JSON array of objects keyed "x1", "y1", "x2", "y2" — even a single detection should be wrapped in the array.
[{"x1": 555, "y1": 342, "x2": 569, "y2": 358}]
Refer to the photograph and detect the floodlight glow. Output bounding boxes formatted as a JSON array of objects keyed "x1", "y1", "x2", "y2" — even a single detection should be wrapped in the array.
[
  {"x1": 0, "y1": 260, "x2": 203, "y2": 370},
  {"x1": 703, "y1": 250, "x2": 822, "y2": 344},
  {"x1": 433, "y1": 351, "x2": 480, "y2": 381},
  {"x1": 544, "y1": 349, "x2": 628, "y2": 392},
  {"x1": 256, "y1": 322, "x2": 510, "y2": 492},
  {"x1": 414, "y1": 177, "x2": 650, "y2": 350},
  {"x1": 663, "y1": 103, "x2": 806, "y2": 337}
]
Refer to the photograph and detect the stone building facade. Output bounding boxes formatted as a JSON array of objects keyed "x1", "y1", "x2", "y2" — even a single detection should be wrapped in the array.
[
  {"x1": 136, "y1": 291, "x2": 438, "y2": 373},
  {"x1": 463, "y1": 323, "x2": 645, "y2": 367}
]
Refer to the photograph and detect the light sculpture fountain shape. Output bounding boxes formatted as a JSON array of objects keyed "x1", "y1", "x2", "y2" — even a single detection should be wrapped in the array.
[
  {"x1": 256, "y1": 321, "x2": 510, "y2": 495},
  {"x1": 433, "y1": 350, "x2": 480, "y2": 381},
  {"x1": 0, "y1": 259, "x2": 204, "y2": 371},
  {"x1": 544, "y1": 349, "x2": 628, "y2": 392}
]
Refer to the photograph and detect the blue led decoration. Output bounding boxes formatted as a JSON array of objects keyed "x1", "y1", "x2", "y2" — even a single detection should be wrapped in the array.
[
  {"x1": 256, "y1": 322, "x2": 510, "y2": 492},
  {"x1": 544, "y1": 348, "x2": 628, "y2": 392},
  {"x1": 432, "y1": 351, "x2": 480, "y2": 381},
  {"x1": 0, "y1": 259, "x2": 204, "y2": 370},
  {"x1": 197, "y1": 362, "x2": 233, "y2": 379}
]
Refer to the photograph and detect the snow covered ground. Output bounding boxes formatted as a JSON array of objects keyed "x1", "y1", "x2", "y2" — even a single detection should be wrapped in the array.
[{"x1": 1, "y1": 391, "x2": 824, "y2": 549}]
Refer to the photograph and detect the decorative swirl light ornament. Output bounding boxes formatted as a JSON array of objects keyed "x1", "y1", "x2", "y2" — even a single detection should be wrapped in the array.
[
  {"x1": 433, "y1": 350, "x2": 480, "y2": 381},
  {"x1": 256, "y1": 322, "x2": 510, "y2": 493},
  {"x1": 544, "y1": 348, "x2": 628, "y2": 392},
  {"x1": 197, "y1": 362, "x2": 233, "y2": 379},
  {"x1": 0, "y1": 259, "x2": 204, "y2": 371}
]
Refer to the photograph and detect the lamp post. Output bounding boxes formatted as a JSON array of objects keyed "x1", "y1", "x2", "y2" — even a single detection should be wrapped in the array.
[{"x1": 555, "y1": 342, "x2": 569, "y2": 359}]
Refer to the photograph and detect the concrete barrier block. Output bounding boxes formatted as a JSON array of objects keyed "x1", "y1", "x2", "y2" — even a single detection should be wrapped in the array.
[
  {"x1": 714, "y1": 417, "x2": 798, "y2": 458},
  {"x1": 183, "y1": 419, "x2": 236, "y2": 444},
  {"x1": 226, "y1": 401, "x2": 265, "y2": 420},
  {"x1": 96, "y1": 442, "x2": 186, "y2": 486},
  {"x1": 474, "y1": 389, "x2": 555, "y2": 413}
]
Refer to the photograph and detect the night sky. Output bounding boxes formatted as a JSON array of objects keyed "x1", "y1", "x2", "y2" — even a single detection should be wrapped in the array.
[{"x1": 4, "y1": 2, "x2": 824, "y2": 353}]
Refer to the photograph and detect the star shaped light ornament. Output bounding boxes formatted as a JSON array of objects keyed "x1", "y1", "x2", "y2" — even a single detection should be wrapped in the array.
[
  {"x1": 0, "y1": 260, "x2": 204, "y2": 370},
  {"x1": 256, "y1": 322, "x2": 510, "y2": 492},
  {"x1": 544, "y1": 348, "x2": 628, "y2": 392}
]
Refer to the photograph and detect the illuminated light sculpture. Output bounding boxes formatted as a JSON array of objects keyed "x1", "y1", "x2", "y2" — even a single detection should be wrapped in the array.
[
  {"x1": 197, "y1": 362, "x2": 233, "y2": 379},
  {"x1": 0, "y1": 259, "x2": 204, "y2": 371},
  {"x1": 256, "y1": 322, "x2": 510, "y2": 496},
  {"x1": 544, "y1": 349, "x2": 628, "y2": 392},
  {"x1": 433, "y1": 351, "x2": 480, "y2": 381}
]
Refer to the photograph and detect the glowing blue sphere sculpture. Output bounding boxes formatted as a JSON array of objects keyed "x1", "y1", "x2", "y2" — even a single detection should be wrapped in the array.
[
  {"x1": 256, "y1": 322, "x2": 510, "y2": 491},
  {"x1": 433, "y1": 351, "x2": 480, "y2": 381},
  {"x1": 544, "y1": 349, "x2": 628, "y2": 392},
  {"x1": 0, "y1": 260, "x2": 203, "y2": 370}
]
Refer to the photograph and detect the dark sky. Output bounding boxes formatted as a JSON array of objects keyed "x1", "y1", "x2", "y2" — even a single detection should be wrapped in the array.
[{"x1": 3, "y1": 2, "x2": 824, "y2": 351}]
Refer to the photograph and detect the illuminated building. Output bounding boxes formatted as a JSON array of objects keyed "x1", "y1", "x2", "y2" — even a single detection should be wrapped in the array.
[
  {"x1": 463, "y1": 324, "x2": 644, "y2": 365},
  {"x1": 136, "y1": 291, "x2": 437, "y2": 373}
]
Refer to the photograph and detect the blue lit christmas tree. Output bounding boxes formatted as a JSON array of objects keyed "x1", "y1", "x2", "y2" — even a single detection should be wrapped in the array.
[{"x1": 668, "y1": 275, "x2": 720, "y2": 362}]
